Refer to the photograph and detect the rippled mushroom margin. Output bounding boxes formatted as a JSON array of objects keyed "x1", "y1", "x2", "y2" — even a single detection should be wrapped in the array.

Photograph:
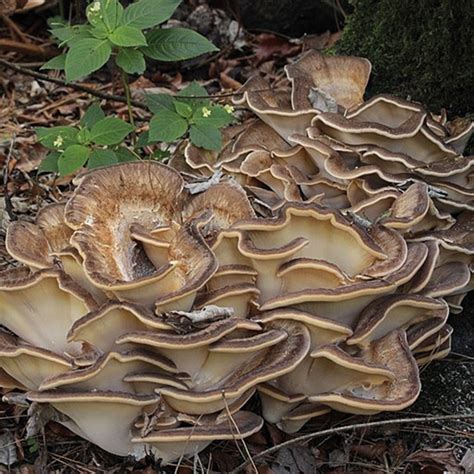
[{"x1": 1, "y1": 50, "x2": 473, "y2": 465}]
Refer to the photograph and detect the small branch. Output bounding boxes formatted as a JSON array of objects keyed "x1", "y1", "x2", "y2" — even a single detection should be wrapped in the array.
[
  {"x1": 3, "y1": 135, "x2": 17, "y2": 222},
  {"x1": 121, "y1": 70, "x2": 135, "y2": 127},
  {"x1": 0, "y1": 58, "x2": 146, "y2": 109},
  {"x1": 230, "y1": 413, "x2": 474, "y2": 473},
  {"x1": 0, "y1": 39, "x2": 56, "y2": 57}
]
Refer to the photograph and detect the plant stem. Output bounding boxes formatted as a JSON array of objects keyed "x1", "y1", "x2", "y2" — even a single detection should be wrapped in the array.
[{"x1": 121, "y1": 70, "x2": 135, "y2": 128}]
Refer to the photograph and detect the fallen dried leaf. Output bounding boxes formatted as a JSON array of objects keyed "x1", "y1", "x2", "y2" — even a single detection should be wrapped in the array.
[
  {"x1": 253, "y1": 34, "x2": 301, "y2": 63},
  {"x1": 407, "y1": 447, "x2": 462, "y2": 473}
]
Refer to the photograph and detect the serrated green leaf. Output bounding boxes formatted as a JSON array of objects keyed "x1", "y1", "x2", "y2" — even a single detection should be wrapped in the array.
[
  {"x1": 193, "y1": 105, "x2": 235, "y2": 128},
  {"x1": 65, "y1": 38, "x2": 112, "y2": 82},
  {"x1": 38, "y1": 151, "x2": 60, "y2": 173},
  {"x1": 50, "y1": 26, "x2": 75, "y2": 42},
  {"x1": 90, "y1": 24, "x2": 110, "y2": 39},
  {"x1": 41, "y1": 54, "x2": 66, "y2": 70},
  {"x1": 51, "y1": 25, "x2": 93, "y2": 46},
  {"x1": 116, "y1": 147, "x2": 138, "y2": 162},
  {"x1": 109, "y1": 25, "x2": 147, "y2": 47},
  {"x1": 189, "y1": 123, "x2": 222, "y2": 150},
  {"x1": 174, "y1": 101, "x2": 193, "y2": 119},
  {"x1": 145, "y1": 93, "x2": 175, "y2": 113},
  {"x1": 86, "y1": 2, "x2": 105, "y2": 27},
  {"x1": 149, "y1": 110, "x2": 188, "y2": 142},
  {"x1": 101, "y1": 0, "x2": 124, "y2": 31},
  {"x1": 86, "y1": 0, "x2": 123, "y2": 30},
  {"x1": 90, "y1": 117, "x2": 134, "y2": 145},
  {"x1": 116, "y1": 48, "x2": 146, "y2": 74},
  {"x1": 88, "y1": 148, "x2": 118, "y2": 169},
  {"x1": 36, "y1": 126, "x2": 78, "y2": 149},
  {"x1": 123, "y1": 0, "x2": 181, "y2": 29},
  {"x1": 142, "y1": 27, "x2": 218, "y2": 61},
  {"x1": 58, "y1": 144, "x2": 90, "y2": 175},
  {"x1": 81, "y1": 103, "x2": 105, "y2": 129}
]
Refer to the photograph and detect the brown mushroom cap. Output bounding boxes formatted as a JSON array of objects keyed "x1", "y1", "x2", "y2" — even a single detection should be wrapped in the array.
[
  {"x1": 27, "y1": 390, "x2": 159, "y2": 457},
  {"x1": 347, "y1": 295, "x2": 449, "y2": 348},
  {"x1": 279, "y1": 403, "x2": 331, "y2": 433},
  {"x1": 5, "y1": 203, "x2": 72, "y2": 270},
  {"x1": 285, "y1": 50, "x2": 371, "y2": 110},
  {"x1": 132, "y1": 411, "x2": 263, "y2": 465},
  {"x1": 39, "y1": 349, "x2": 179, "y2": 392},
  {"x1": 233, "y1": 75, "x2": 317, "y2": 140},
  {"x1": 155, "y1": 321, "x2": 310, "y2": 415},
  {"x1": 68, "y1": 302, "x2": 171, "y2": 353},
  {"x1": 0, "y1": 330, "x2": 71, "y2": 390},
  {"x1": 0, "y1": 267, "x2": 96, "y2": 352},
  {"x1": 309, "y1": 330, "x2": 420, "y2": 414}
]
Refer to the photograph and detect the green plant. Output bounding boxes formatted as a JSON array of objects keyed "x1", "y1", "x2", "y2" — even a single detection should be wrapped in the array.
[
  {"x1": 37, "y1": 103, "x2": 136, "y2": 175},
  {"x1": 42, "y1": 0, "x2": 217, "y2": 81},
  {"x1": 36, "y1": 0, "x2": 236, "y2": 176},
  {"x1": 147, "y1": 82, "x2": 235, "y2": 150}
]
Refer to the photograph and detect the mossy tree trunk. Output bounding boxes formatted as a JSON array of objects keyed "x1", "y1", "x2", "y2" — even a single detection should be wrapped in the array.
[{"x1": 335, "y1": 0, "x2": 474, "y2": 117}]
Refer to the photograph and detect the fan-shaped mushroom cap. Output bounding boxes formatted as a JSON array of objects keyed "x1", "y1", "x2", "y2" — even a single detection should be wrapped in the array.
[
  {"x1": 133, "y1": 411, "x2": 263, "y2": 465},
  {"x1": 445, "y1": 118, "x2": 474, "y2": 154},
  {"x1": 116, "y1": 318, "x2": 261, "y2": 375},
  {"x1": 155, "y1": 321, "x2": 309, "y2": 415},
  {"x1": 285, "y1": 50, "x2": 371, "y2": 110},
  {"x1": 0, "y1": 267, "x2": 96, "y2": 352},
  {"x1": 117, "y1": 319, "x2": 309, "y2": 414},
  {"x1": 261, "y1": 242, "x2": 427, "y2": 327},
  {"x1": 268, "y1": 343, "x2": 394, "y2": 408},
  {"x1": 255, "y1": 308, "x2": 352, "y2": 349},
  {"x1": 27, "y1": 391, "x2": 159, "y2": 457},
  {"x1": 0, "y1": 368, "x2": 24, "y2": 390},
  {"x1": 311, "y1": 106, "x2": 459, "y2": 168},
  {"x1": 347, "y1": 295, "x2": 449, "y2": 348},
  {"x1": 233, "y1": 75, "x2": 317, "y2": 140},
  {"x1": 412, "y1": 325, "x2": 453, "y2": 365},
  {"x1": 64, "y1": 162, "x2": 260, "y2": 308},
  {"x1": 0, "y1": 331, "x2": 71, "y2": 390},
  {"x1": 39, "y1": 349, "x2": 179, "y2": 392},
  {"x1": 279, "y1": 403, "x2": 331, "y2": 433},
  {"x1": 415, "y1": 338, "x2": 452, "y2": 365},
  {"x1": 182, "y1": 182, "x2": 256, "y2": 234},
  {"x1": 5, "y1": 203, "x2": 72, "y2": 270},
  {"x1": 257, "y1": 383, "x2": 306, "y2": 423},
  {"x1": 420, "y1": 262, "x2": 471, "y2": 298},
  {"x1": 65, "y1": 162, "x2": 185, "y2": 298},
  {"x1": 68, "y1": 302, "x2": 171, "y2": 353},
  {"x1": 309, "y1": 330, "x2": 420, "y2": 414}
]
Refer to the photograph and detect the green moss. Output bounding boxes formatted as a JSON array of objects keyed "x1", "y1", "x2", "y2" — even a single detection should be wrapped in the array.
[{"x1": 335, "y1": 0, "x2": 474, "y2": 117}]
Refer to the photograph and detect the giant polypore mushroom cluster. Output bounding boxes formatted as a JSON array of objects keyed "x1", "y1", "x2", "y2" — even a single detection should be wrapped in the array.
[{"x1": 0, "y1": 51, "x2": 472, "y2": 464}]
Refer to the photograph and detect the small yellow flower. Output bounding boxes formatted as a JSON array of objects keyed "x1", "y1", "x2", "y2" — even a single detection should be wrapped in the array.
[
  {"x1": 53, "y1": 135, "x2": 64, "y2": 148},
  {"x1": 224, "y1": 104, "x2": 234, "y2": 114},
  {"x1": 201, "y1": 107, "x2": 212, "y2": 118}
]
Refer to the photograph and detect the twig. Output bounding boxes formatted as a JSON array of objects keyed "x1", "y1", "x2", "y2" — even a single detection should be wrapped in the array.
[
  {"x1": 1, "y1": 14, "x2": 30, "y2": 43},
  {"x1": 121, "y1": 70, "x2": 135, "y2": 127},
  {"x1": 0, "y1": 57, "x2": 282, "y2": 102},
  {"x1": 0, "y1": 58, "x2": 146, "y2": 109},
  {"x1": 0, "y1": 39, "x2": 55, "y2": 57},
  {"x1": 229, "y1": 413, "x2": 474, "y2": 473},
  {"x1": 3, "y1": 134, "x2": 17, "y2": 222},
  {"x1": 222, "y1": 395, "x2": 258, "y2": 474}
]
